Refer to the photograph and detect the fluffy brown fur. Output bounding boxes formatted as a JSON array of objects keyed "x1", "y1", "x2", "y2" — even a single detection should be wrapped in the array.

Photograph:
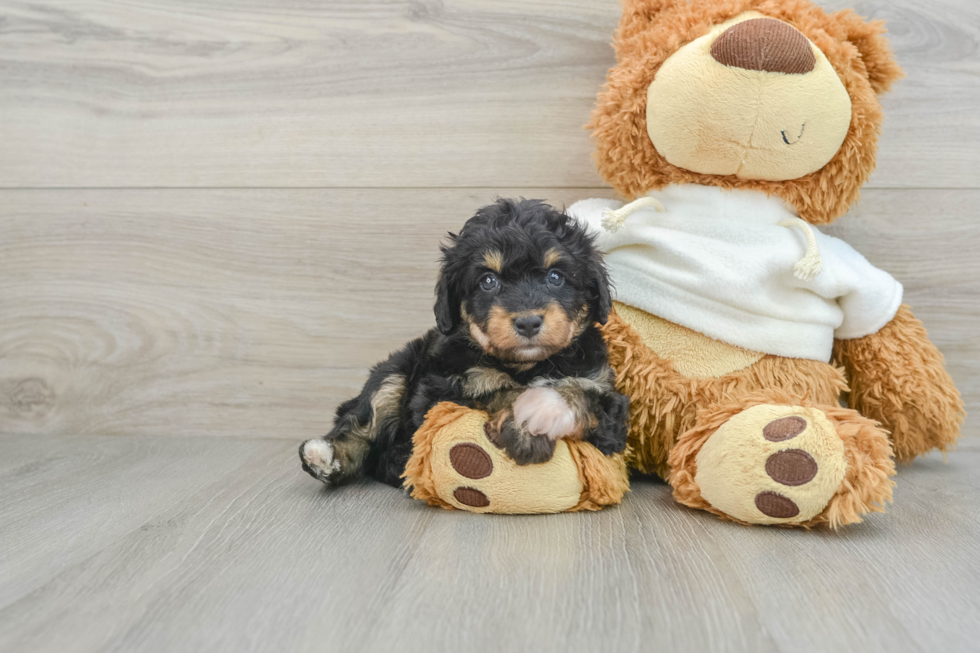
[
  {"x1": 566, "y1": 439, "x2": 631, "y2": 512},
  {"x1": 601, "y1": 308, "x2": 849, "y2": 478},
  {"x1": 833, "y1": 304, "x2": 965, "y2": 462},
  {"x1": 590, "y1": 0, "x2": 904, "y2": 224},
  {"x1": 667, "y1": 388, "x2": 895, "y2": 529}
]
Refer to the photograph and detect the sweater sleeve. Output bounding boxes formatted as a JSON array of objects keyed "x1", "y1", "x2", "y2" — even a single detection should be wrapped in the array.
[{"x1": 813, "y1": 233, "x2": 904, "y2": 340}]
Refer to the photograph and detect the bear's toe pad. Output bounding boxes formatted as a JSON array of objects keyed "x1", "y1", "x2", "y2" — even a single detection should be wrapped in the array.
[{"x1": 694, "y1": 405, "x2": 848, "y2": 525}]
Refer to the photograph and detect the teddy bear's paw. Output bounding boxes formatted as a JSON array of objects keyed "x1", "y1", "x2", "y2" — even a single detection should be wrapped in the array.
[
  {"x1": 440, "y1": 434, "x2": 578, "y2": 512},
  {"x1": 299, "y1": 438, "x2": 342, "y2": 486},
  {"x1": 407, "y1": 403, "x2": 629, "y2": 514},
  {"x1": 693, "y1": 405, "x2": 848, "y2": 525},
  {"x1": 411, "y1": 407, "x2": 587, "y2": 513}
]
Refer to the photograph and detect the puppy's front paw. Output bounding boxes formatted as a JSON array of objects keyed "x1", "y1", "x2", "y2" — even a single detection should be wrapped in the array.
[
  {"x1": 512, "y1": 387, "x2": 577, "y2": 440},
  {"x1": 487, "y1": 414, "x2": 556, "y2": 466},
  {"x1": 591, "y1": 392, "x2": 630, "y2": 455},
  {"x1": 299, "y1": 439, "x2": 342, "y2": 485}
]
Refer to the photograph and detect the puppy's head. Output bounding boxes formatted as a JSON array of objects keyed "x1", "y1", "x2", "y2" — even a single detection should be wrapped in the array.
[{"x1": 435, "y1": 198, "x2": 611, "y2": 362}]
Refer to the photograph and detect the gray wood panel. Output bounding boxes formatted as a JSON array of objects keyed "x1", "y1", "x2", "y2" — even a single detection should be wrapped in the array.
[
  {"x1": 0, "y1": 0, "x2": 977, "y2": 189},
  {"x1": 0, "y1": 433, "x2": 977, "y2": 653},
  {"x1": 0, "y1": 434, "x2": 289, "y2": 608},
  {"x1": 1, "y1": 188, "x2": 977, "y2": 440}
]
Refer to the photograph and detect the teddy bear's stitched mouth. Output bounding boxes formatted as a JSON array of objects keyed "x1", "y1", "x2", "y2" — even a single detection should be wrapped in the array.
[{"x1": 781, "y1": 123, "x2": 806, "y2": 145}]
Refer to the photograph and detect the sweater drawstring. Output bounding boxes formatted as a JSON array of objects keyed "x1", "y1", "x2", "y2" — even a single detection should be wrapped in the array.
[
  {"x1": 778, "y1": 217, "x2": 823, "y2": 281},
  {"x1": 600, "y1": 196, "x2": 665, "y2": 232}
]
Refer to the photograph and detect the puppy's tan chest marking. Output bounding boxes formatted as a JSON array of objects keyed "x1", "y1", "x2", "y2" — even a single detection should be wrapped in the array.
[
  {"x1": 533, "y1": 370, "x2": 614, "y2": 396},
  {"x1": 462, "y1": 367, "x2": 521, "y2": 397}
]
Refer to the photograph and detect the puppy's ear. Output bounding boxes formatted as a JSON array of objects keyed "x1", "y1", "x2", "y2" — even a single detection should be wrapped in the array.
[
  {"x1": 434, "y1": 271, "x2": 461, "y2": 335},
  {"x1": 588, "y1": 254, "x2": 613, "y2": 325}
]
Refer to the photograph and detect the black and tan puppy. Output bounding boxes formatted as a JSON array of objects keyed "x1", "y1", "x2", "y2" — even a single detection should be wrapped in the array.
[{"x1": 300, "y1": 199, "x2": 629, "y2": 488}]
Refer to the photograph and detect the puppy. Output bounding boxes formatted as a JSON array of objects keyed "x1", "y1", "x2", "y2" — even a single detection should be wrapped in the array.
[{"x1": 300, "y1": 198, "x2": 630, "y2": 488}]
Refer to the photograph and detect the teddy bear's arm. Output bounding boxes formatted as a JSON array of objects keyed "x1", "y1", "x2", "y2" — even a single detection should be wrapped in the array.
[{"x1": 832, "y1": 303, "x2": 965, "y2": 462}]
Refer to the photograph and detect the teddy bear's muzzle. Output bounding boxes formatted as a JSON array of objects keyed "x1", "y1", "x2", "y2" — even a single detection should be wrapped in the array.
[{"x1": 644, "y1": 11, "x2": 853, "y2": 182}]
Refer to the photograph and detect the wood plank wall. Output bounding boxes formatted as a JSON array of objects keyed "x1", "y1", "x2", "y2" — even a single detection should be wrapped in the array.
[{"x1": 1, "y1": 0, "x2": 977, "y2": 439}]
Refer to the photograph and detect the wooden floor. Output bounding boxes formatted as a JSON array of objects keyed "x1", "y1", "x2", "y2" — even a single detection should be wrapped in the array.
[
  {"x1": 1, "y1": 433, "x2": 978, "y2": 653},
  {"x1": 1, "y1": 0, "x2": 979, "y2": 650}
]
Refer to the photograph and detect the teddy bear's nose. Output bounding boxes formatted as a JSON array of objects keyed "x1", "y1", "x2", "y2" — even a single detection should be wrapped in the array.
[{"x1": 710, "y1": 17, "x2": 815, "y2": 74}]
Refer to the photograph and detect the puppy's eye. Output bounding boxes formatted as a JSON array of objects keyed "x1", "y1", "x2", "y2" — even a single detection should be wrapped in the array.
[
  {"x1": 547, "y1": 269, "x2": 565, "y2": 287},
  {"x1": 480, "y1": 273, "x2": 499, "y2": 292}
]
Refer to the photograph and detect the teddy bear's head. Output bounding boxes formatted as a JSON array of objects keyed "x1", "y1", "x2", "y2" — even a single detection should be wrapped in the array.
[{"x1": 590, "y1": 0, "x2": 903, "y2": 224}]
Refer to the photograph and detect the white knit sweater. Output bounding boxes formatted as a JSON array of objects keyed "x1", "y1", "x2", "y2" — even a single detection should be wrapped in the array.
[{"x1": 568, "y1": 185, "x2": 903, "y2": 362}]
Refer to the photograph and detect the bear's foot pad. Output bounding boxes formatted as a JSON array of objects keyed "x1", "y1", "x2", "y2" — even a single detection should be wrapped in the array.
[
  {"x1": 452, "y1": 486, "x2": 491, "y2": 508},
  {"x1": 449, "y1": 443, "x2": 493, "y2": 479},
  {"x1": 694, "y1": 405, "x2": 848, "y2": 525}
]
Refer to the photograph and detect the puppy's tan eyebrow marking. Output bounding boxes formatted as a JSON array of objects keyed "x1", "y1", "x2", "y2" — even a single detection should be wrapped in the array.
[
  {"x1": 544, "y1": 248, "x2": 562, "y2": 268},
  {"x1": 483, "y1": 250, "x2": 504, "y2": 273}
]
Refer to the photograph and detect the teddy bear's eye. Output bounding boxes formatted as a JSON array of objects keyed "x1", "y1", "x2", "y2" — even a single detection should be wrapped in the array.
[{"x1": 479, "y1": 273, "x2": 499, "y2": 292}]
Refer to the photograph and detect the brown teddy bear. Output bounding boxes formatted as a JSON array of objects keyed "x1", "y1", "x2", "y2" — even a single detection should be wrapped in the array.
[
  {"x1": 404, "y1": 0, "x2": 965, "y2": 526},
  {"x1": 566, "y1": 0, "x2": 965, "y2": 527}
]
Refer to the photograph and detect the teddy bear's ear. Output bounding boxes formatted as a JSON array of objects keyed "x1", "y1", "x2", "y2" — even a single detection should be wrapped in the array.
[
  {"x1": 834, "y1": 9, "x2": 905, "y2": 94},
  {"x1": 616, "y1": 0, "x2": 683, "y2": 47}
]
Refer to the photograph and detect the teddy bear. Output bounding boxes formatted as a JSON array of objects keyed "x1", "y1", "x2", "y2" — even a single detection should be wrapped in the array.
[
  {"x1": 403, "y1": 0, "x2": 965, "y2": 526},
  {"x1": 566, "y1": 0, "x2": 966, "y2": 527}
]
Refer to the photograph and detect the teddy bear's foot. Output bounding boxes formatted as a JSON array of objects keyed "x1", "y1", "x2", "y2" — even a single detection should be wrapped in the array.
[
  {"x1": 669, "y1": 393, "x2": 896, "y2": 528},
  {"x1": 688, "y1": 405, "x2": 847, "y2": 525},
  {"x1": 299, "y1": 438, "x2": 343, "y2": 486},
  {"x1": 403, "y1": 402, "x2": 629, "y2": 514}
]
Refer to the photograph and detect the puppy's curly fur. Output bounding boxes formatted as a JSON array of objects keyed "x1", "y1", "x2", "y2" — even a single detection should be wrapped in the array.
[{"x1": 300, "y1": 199, "x2": 630, "y2": 488}]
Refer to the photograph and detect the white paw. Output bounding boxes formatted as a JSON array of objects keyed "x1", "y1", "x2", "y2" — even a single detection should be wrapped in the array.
[
  {"x1": 512, "y1": 387, "x2": 577, "y2": 440},
  {"x1": 301, "y1": 439, "x2": 341, "y2": 482}
]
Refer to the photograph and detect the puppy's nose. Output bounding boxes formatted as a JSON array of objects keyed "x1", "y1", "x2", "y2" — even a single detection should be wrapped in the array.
[
  {"x1": 710, "y1": 18, "x2": 815, "y2": 74},
  {"x1": 513, "y1": 315, "x2": 543, "y2": 338}
]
